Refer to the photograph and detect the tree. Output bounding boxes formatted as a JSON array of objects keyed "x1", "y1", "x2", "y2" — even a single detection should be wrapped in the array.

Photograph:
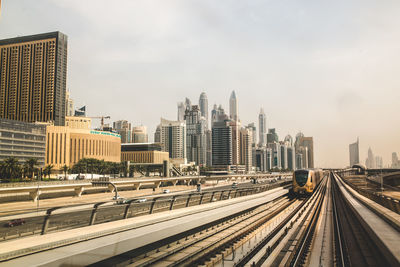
[
  {"x1": 61, "y1": 165, "x2": 69, "y2": 180},
  {"x1": 3, "y1": 157, "x2": 22, "y2": 180},
  {"x1": 25, "y1": 158, "x2": 38, "y2": 179},
  {"x1": 129, "y1": 164, "x2": 135, "y2": 177},
  {"x1": 111, "y1": 162, "x2": 121, "y2": 178},
  {"x1": 121, "y1": 161, "x2": 129, "y2": 177},
  {"x1": 44, "y1": 165, "x2": 54, "y2": 179}
]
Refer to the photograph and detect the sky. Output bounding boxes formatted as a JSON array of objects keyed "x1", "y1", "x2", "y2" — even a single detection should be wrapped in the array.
[{"x1": 1, "y1": 0, "x2": 400, "y2": 168}]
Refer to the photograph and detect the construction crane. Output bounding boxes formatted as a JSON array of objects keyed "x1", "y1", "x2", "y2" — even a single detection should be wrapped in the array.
[{"x1": 89, "y1": 116, "x2": 110, "y2": 130}]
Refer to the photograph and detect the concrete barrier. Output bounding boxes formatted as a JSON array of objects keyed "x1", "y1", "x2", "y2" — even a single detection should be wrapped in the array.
[{"x1": 0, "y1": 174, "x2": 292, "y2": 202}]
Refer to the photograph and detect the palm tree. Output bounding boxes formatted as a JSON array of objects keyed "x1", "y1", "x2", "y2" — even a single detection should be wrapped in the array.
[
  {"x1": 111, "y1": 162, "x2": 120, "y2": 178},
  {"x1": 121, "y1": 161, "x2": 128, "y2": 177},
  {"x1": 44, "y1": 165, "x2": 54, "y2": 179},
  {"x1": 61, "y1": 165, "x2": 69, "y2": 180},
  {"x1": 25, "y1": 158, "x2": 38, "y2": 179},
  {"x1": 0, "y1": 161, "x2": 6, "y2": 181},
  {"x1": 4, "y1": 157, "x2": 21, "y2": 180}
]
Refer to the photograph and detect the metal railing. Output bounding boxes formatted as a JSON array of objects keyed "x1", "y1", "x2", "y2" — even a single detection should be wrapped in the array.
[
  {"x1": 0, "y1": 180, "x2": 291, "y2": 241},
  {"x1": 335, "y1": 172, "x2": 400, "y2": 214}
]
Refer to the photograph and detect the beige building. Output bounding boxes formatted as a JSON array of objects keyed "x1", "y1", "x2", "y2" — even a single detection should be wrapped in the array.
[
  {"x1": 46, "y1": 126, "x2": 121, "y2": 169},
  {"x1": 121, "y1": 143, "x2": 168, "y2": 164},
  {"x1": 65, "y1": 116, "x2": 92, "y2": 129},
  {"x1": 0, "y1": 32, "x2": 68, "y2": 126}
]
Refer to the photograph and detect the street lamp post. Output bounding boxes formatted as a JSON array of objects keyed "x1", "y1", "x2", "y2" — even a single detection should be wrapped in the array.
[{"x1": 37, "y1": 167, "x2": 42, "y2": 212}]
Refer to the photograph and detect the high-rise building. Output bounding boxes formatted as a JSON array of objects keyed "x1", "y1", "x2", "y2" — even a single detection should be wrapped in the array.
[
  {"x1": 184, "y1": 105, "x2": 207, "y2": 166},
  {"x1": 0, "y1": 32, "x2": 68, "y2": 126},
  {"x1": 375, "y1": 156, "x2": 383, "y2": 169},
  {"x1": 132, "y1": 126, "x2": 148, "y2": 143},
  {"x1": 255, "y1": 147, "x2": 271, "y2": 172},
  {"x1": 177, "y1": 102, "x2": 185, "y2": 121},
  {"x1": 294, "y1": 132, "x2": 314, "y2": 168},
  {"x1": 206, "y1": 130, "x2": 212, "y2": 167},
  {"x1": 229, "y1": 120, "x2": 241, "y2": 166},
  {"x1": 300, "y1": 137, "x2": 314, "y2": 168},
  {"x1": 296, "y1": 153, "x2": 304, "y2": 169},
  {"x1": 229, "y1": 90, "x2": 238, "y2": 121},
  {"x1": 268, "y1": 142, "x2": 281, "y2": 169},
  {"x1": 247, "y1": 123, "x2": 257, "y2": 145},
  {"x1": 154, "y1": 125, "x2": 161, "y2": 143},
  {"x1": 284, "y1": 135, "x2": 293, "y2": 147},
  {"x1": 212, "y1": 120, "x2": 232, "y2": 166},
  {"x1": 199, "y1": 92, "x2": 208, "y2": 128},
  {"x1": 258, "y1": 108, "x2": 266, "y2": 146},
  {"x1": 240, "y1": 127, "x2": 253, "y2": 172},
  {"x1": 113, "y1": 120, "x2": 132, "y2": 143},
  {"x1": 185, "y1": 98, "x2": 192, "y2": 110},
  {"x1": 287, "y1": 146, "x2": 295, "y2": 170},
  {"x1": 211, "y1": 104, "x2": 229, "y2": 126},
  {"x1": 349, "y1": 138, "x2": 360, "y2": 166},
  {"x1": 392, "y1": 152, "x2": 399, "y2": 168},
  {"x1": 280, "y1": 143, "x2": 288, "y2": 170},
  {"x1": 366, "y1": 147, "x2": 375, "y2": 168},
  {"x1": 66, "y1": 90, "x2": 74, "y2": 117},
  {"x1": 267, "y1": 128, "x2": 279, "y2": 144},
  {"x1": 158, "y1": 118, "x2": 186, "y2": 161}
]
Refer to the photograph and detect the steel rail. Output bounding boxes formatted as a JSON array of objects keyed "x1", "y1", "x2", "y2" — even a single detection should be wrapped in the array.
[{"x1": 331, "y1": 172, "x2": 347, "y2": 267}]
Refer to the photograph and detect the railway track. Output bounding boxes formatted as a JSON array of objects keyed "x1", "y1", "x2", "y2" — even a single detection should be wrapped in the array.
[
  {"x1": 93, "y1": 176, "x2": 329, "y2": 267},
  {"x1": 331, "y1": 172, "x2": 391, "y2": 267}
]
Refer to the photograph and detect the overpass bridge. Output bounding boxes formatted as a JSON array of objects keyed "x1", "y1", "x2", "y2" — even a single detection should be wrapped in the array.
[{"x1": 0, "y1": 173, "x2": 291, "y2": 202}]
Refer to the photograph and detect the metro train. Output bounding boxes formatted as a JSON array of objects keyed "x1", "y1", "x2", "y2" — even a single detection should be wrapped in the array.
[{"x1": 292, "y1": 169, "x2": 325, "y2": 196}]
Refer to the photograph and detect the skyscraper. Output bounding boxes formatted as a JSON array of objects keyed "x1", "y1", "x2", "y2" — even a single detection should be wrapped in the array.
[
  {"x1": 267, "y1": 128, "x2": 279, "y2": 144},
  {"x1": 259, "y1": 108, "x2": 266, "y2": 146},
  {"x1": 392, "y1": 152, "x2": 399, "y2": 168},
  {"x1": 199, "y1": 92, "x2": 208, "y2": 128},
  {"x1": 240, "y1": 127, "x2": 253, "y2": 172},
  {"x1": 132, "y1": 126, "x2": 148, "y2": 143},
  {"x1": 212, "y1": 106, "x2": 232, "y2": 166},
  {"x1": 229, "y1": 90, "x2": 238, "y2": 121},
  {"x1": 375, "y1": 156, "x2": 383, "y2": 168},
  {"x1": 366, "y1": 147, "x2": 375, "y2": 168},
  {"x1": 0, "y1": 32, "x2": 68, "y2": 126},
  {"x1": 300, "y1": 136, "x2": 314, "y2": 168},
  {"x1": 230, "y1": 120, "x2": 241, "y2": 166},
  {"x1": 113, "y1": 120, "x2": 132, "y2": 143},
  {"x1": 154, "y1": 125, "x2": 161, "y2": 143},
  {"x1": 184, "y1": 105, "x2": 207, "y2": 166},
  {"x1": 212, "y1": 120, "x2": 232, "y2": 166},
  {"x1": 66, "y1": 90, "x2": 74, "y2": 117},
  {"x1": 177, "y1": 102, "x2": 185, "y2": 121},
  {"x1": 185, "y1": 98, "x2": 192, "y2": 110},
  {"x1": 247, "y1": 123, "x2": 257, "y2": 145},
  {"x1": 349, "y1": 138, "x2": 360, "y2": 166},
  {"x1": 158, "y1": 118, "x2": 186, "y2": 161}
]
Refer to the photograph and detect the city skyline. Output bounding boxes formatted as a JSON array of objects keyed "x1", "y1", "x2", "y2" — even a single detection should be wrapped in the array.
[{"x1": 1, "y1": 1, "x2": 399, "y2": 167}]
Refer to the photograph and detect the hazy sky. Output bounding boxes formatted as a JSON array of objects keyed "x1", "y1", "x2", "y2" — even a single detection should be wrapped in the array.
[{"x1": 1, "y1": 0, "x2": 400, "y2": 168}]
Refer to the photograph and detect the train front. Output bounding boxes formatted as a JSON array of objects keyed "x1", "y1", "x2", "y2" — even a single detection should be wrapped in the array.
[{"x1": 293, "y1": 169, "x2": 311, "y2": 195}]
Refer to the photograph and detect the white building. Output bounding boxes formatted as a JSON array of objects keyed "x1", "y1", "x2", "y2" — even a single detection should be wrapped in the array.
[{"x1": 159, "y1": 118, "x2": 186, "y2": 162}]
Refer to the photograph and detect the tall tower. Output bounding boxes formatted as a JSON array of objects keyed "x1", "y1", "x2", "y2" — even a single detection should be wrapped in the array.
[
  {"x1": 366, "y1": 147, "x2": 375, "y2": 168},
  {"x1": 184, "y1": 105, "x2": 207, "y2": 166},
  {"x1": 199, "y1": 92, "x2": 208, "y2": 128},
  {"x1": 158, "y1": 118, "x2": 186, "y2": 160},
  {"x1": 349, "y1": 137, "x2": 359, "y2": 166},
  {"x1": 0, "y1": 31, "x2": 68, "y2": 126},
  {"x1": 258, "y1": 108, "x2": 266, "y2": 146},
  {"x1": 229, "y1": 90, "x2": 238, "y2": 121}
]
